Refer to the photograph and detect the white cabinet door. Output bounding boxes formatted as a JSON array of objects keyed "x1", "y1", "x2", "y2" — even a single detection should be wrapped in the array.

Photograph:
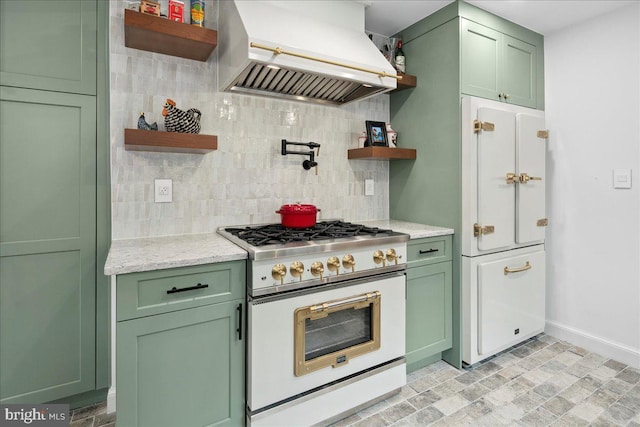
[
  {"x1": 476, "y1": 107, "x2": 516, "y2": 252},
  {"x1": 477, "y1": 250, "x2": 545, "y2": 356},
  {"x1": 516, "y1": 114, "x2": 546, "y2": 244}
]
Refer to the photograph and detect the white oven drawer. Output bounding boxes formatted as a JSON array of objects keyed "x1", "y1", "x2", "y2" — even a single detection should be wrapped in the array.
[
  {"x1": 247, "y1": 273, "x2": 406, "y2": 411},
  {"x1": 462, "y1": 245, "x2": 545, "y2": 365}
]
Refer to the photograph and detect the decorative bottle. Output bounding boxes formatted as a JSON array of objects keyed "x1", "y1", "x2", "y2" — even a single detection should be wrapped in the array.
[{"x1": 395, "y1": 40, "x2": 405, "y2": 73}]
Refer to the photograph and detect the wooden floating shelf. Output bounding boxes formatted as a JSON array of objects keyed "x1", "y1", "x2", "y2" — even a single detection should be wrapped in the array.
[
  {"x1": 348, "y1": 146, "x2": 416, "y2": 160},
  {"x1": 124, "y1": 129, "x2": 217, "y2": 154},
  {"x1": 124, "y1": 9, "x2": 217, "y2": 61},
  {"x1": 392, "y1": 73, "x2": 417, "y2": 93}
]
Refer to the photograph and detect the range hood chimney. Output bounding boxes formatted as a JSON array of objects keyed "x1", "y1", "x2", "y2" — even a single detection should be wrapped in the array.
[{"x1": 218, "y1": 1, "x2": 399, "y2": 106}]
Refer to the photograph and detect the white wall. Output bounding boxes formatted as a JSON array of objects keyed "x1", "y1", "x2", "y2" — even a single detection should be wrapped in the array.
[{"x1": 544, "y1": 3, "x2": 640, "y2": 368}]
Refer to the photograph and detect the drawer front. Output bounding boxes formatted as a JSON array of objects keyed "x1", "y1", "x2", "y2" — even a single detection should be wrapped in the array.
[
  {"x1": 117, "y1": 261, "x2": 245, "y2": 321},
  {"x1": 477, "y1": 250, "x2": 545, "y2": 356},
  {"x1": 407, "y1": 235, "x2": 452, "y2": 267}
]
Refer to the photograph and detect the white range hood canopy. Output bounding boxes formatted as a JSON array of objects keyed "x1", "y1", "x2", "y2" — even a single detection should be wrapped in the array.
[{"x1": 218, "y1": 1, "x2": 399, "y2": 105}]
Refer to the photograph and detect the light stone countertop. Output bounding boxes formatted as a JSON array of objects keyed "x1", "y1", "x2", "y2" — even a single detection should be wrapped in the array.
[
  {"x1": 359, "y1": 220, "x2": 454, "y2": 239},
  {"x1": 104, "y1": 232, "x2": 247, "y2": 276},
  {"x1": 104, "y1": 221, "x2": 453, "y2": 276}
]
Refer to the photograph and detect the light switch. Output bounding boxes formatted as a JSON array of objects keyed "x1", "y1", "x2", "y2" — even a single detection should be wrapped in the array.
[{"x1": 613, "y1": 169, "x2": 632, "y2": 189}]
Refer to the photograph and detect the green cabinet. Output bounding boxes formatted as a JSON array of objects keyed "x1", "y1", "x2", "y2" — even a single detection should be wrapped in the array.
[
  {"x1": 0, "y1": 0, "x2": 109, "y2": 407},
  {"x1": 405, "y1": 236, "x2": 453, "y2": 373},
  {"x1": 0, "y1": 0, "x2": 97, "y2": 95},
  {"x1": 0, "y1": 87, "x2": 97, "y2": 404},
  {"x1": 116, "y1": 261, "x2": 245, "y2": 427},
  {"x1": 461, "y1": 19, "x2": 539, "y2": 109},
  {"x1": 391, "y1": 0, "x2": 544, "y2": 369}
]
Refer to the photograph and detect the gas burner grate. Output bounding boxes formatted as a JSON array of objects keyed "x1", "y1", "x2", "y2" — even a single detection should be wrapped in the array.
[{"x1": 225, "y1": 221, "x2": 393, "y2": 247}]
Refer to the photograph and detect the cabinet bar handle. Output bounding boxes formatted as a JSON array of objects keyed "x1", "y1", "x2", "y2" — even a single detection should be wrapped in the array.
[
  {"x1": 419, "y1": 248, "x2": 439, "y2": 254},
  {"x1": 504, "y1": 262, "x2": 531, "y2": 275},
  {"x1": 166, "y1": 283, "x2": 209, "y2": 294},
  {"x1": 236, "y1": 303, "x2": 243, "y2": 341}
]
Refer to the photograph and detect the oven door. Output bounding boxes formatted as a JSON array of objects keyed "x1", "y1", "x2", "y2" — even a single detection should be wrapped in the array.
[
  {"x1": 247, "y1": 271, "x2": 405, "y2": 412},
  {"x1": 294, "y1": 290, "x2": 381, "y2": 377}
]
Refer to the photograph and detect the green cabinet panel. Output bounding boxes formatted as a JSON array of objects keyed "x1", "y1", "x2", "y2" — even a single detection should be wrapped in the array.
[
  {"x1": 116, "y1": 300, "x2": 245, "y2": 427},
  {"x1": 407, "y1": 236, "x2": 453, "y2": 268},
  {"x1": 0, "y1": 87, "x2": 96, "y2": 403},
  {"x1": 0, "y1": 0, "x2": 97, "y2": 95},
  {"x1": 392, "y1": 0, "x2": 544, "y2": 370},
  {"x1": 406, "y1": 261, "x2": 452, "y2": 373},
  {"x1": 116, "y1": 261, "x2": 245, "y2": 321},
  {"x1": 502, "y1": 34, "x2": 538, "y2": 108},
  {"x1": 461, "y1": 19, "x2": 538, "y2": 108},
  {"x1": 460, "y1": 20, "x2": 502, "y2": 102}
]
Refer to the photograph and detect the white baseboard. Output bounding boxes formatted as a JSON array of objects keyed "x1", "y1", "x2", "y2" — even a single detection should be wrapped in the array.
[
  {"x1": 545, "y1": 320, "x2": 640, "y2": 369},
  {"x1": 106, "y1": 386, "x2": 116, "y2": 414}
]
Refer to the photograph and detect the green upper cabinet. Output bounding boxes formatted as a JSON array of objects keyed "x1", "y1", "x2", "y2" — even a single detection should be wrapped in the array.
[
  {"x1": 461, "y1": 19, "x2": 538, "y2": 108},
  {"x1": 0, "y1": 0, "x2": 97, "y2": 95}
]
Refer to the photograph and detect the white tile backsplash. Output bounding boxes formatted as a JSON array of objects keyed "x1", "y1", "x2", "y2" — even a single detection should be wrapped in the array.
[{"x1": 110, "y1": 0, "x2": 390, "y2": 239}]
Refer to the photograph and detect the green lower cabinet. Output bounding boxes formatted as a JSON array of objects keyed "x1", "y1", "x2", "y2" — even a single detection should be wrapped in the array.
[
  {"x1": 405, "y1": 261, "x2": 453, "y2": 373},
  {"x1": 116, "y1": 300, "x2": 244, "y2": 427},
  {"x1": 0, "y1": 87, "x2": 97, "y2": 404}
]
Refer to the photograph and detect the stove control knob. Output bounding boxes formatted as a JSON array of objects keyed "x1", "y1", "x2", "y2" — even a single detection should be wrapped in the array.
[
  {"x1": 290, "y1": 261, "x2": 305, "y2": 282},
  {"x1": 310, "y1": 262, "x2": 324, "y2": 280},
  {"x1": 373, "y1": 250, "x2": 386, "y2": 267},
  {"x1": 342, "y1": 254, "x2": 355, "y2": 272},
  {"x1": 386, "y1": 249, "x2": 399, "y2": 265},
  {"x1": 272, "y1": 263, "x2": 287, "y2": 284},
  {"x1": 327, "y1": 256, "x2": 340, "y2": 275}
]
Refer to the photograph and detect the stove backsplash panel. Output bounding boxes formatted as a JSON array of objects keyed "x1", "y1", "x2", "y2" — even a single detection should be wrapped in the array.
[{"x1": 109, "y1": 0, "x2": 390, "y2": 239}]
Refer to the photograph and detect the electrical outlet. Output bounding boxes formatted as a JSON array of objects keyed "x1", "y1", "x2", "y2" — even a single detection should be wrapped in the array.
[
  {"x1": 365, "y1": 179, "x2": 374, "y2": 196},
  {"x1": 155, "y1": 179, "x2": 172, "y2": 203}
]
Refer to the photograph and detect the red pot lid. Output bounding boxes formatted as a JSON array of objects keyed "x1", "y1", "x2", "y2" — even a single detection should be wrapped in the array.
[{"x1": 277, "y1": 203, "x2": 319, "y2": 214}]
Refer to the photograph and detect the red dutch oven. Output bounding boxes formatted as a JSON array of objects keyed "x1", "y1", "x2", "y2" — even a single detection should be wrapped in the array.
[{"x1": 276, "y1": 203, "x2": 321, "y2": 228}]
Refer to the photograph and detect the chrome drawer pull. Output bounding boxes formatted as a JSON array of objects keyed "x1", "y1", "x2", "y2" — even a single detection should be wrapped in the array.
[
  {"x1": 419, "y1": 248, "x2": 439, "y2": 254},
  {"x1": 166, "y1": 283, "x2": 209, "y2": 294},
  {"x1": 504, "y1": 262, "x2": 531, "y2": 275}
]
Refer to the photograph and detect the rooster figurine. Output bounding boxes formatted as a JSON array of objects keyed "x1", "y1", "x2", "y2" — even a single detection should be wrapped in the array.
[
  {"x1": 162, "y1": 99, "x2": 201, "y2": 134},
  {"x1": 137, "y1": 112, "x2": 158, "y2": 131}
]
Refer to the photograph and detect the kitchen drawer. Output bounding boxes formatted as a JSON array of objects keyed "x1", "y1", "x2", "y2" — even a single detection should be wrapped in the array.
[
  {"x1": 117, "y1": 260, "x2": 245, "y2": 321},
  {"x1": 407, "y1": 235, "x2": 452, "y2": 267}
]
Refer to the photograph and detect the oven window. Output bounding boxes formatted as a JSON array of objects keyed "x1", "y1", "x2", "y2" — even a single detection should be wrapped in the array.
[
  {"x1": 304, "y1": 306, "x2": 372, "y2": 361},
  {"x1": 294, "y1": 291, "x2": 381, "y2": 376}
]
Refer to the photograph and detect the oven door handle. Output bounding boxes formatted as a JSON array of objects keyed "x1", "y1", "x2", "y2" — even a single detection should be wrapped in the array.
[{"x1": 309, "y1": 291, "x2": 380, "y2": 314}]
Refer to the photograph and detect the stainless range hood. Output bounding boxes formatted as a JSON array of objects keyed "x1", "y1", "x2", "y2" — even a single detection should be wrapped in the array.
[{"x1": 218, "y1": 1, "x2": 399, "y2": 106}]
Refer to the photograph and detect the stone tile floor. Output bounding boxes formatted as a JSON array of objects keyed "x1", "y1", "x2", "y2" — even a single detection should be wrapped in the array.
[
  {"x1": 70, "y1": 334, "x2": 639, "y2": 426},
  {"x1": 69, "y1": 402, "x2": 115, "y2": 427},
  {"x1": 331, "y1": 334, "x2": 640, "y2": 426}
]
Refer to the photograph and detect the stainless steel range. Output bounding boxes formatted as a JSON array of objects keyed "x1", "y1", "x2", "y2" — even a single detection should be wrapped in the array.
[{"x1": 218, "y1": 221, "x2": 409, "y2": 426}]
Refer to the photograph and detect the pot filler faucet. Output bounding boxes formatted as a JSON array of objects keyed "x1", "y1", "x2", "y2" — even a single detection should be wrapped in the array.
[{"x1": 281, "y1": 139, "x2": 320, "y2": 172}]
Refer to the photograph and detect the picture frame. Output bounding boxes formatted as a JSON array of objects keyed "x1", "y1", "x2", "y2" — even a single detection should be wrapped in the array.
[{"x1": 365, "y1": 120, "x2": 388, "y2": 147}]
